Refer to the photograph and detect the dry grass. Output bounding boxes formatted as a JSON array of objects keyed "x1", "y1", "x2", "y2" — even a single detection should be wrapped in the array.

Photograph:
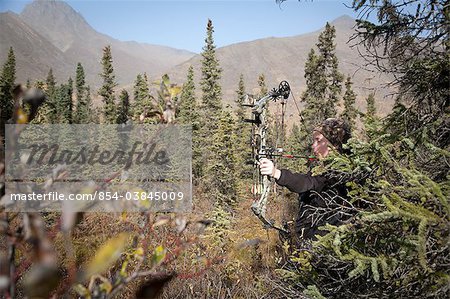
[{"x1": 6, "y1": 179, "x2": 298, "y2": 298}]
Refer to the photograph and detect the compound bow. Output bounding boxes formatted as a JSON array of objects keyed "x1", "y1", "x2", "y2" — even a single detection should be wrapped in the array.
[{"x1": 243, "y1": 81, "x2": 293, "y2": 234}]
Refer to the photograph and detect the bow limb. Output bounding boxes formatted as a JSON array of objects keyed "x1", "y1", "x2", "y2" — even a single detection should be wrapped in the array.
[{"x1": 250, "y1": 98, "x2": 288, "y2": 234}]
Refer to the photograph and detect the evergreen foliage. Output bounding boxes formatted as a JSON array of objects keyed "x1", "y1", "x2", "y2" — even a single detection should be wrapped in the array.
[
  {"x1": 0, "y1": 47, "x2": 16, "y2": 126},
  {"x1": 56, "y1": 80, "x2": 73, "y2": 124},
  {"x1": 198, "y1": 19, "x2": 224, "y2": 180},
  {"x1": 317, "y1": 23, "x2": 343, "y2": 118},
  {"x1": 67, "y1": 77, "x2": 73, "y2": 123},
  {"x1": 365, "y1": 92, "x2": 376, "y2": 119},
  {"x1": 206, "y1": 204, "x2": 232, "y2": 250},
  {"x1": 132, "y1": 73, "x2": 153, "y2": 122},
  {"x1": 203, "y1": 108, "x2": 237, "y2": 207},
  {"x1": 235, "y1": 74, "x2": 246, "y2": 124},
  {"x1": 352, "y1": 0, "x2": 449, "y2": 180},
  {"x1": 282, "y1": 133, "x2": 450, "y2": 298},
  {"x1": 34, "y1": 68, "x2": 58, "y2": 124},
  {"x1": 234, "y1": 74, "x2": 252, "y2": 179},
  {"x1": 302, "y1": 49, "x2": 320, "y2": 126},
  {"x1": 292, "y1": 50, "x2": 318, "y2": 155},
  {"x1": 99, "y1": 45, "x2": 117, "y2": 124},
  {"x1": 352, "y1": 0, "x2": 448, "y2": 142},
  {"x1": 84, "y1": 87, "x2": 93, "y2": 122},
  {"x1": 363, "y1": 92, "x2": 379, "y2": 139},
  {"x1": 341, "y1": 75, "x2": 358, "y2": 129},
  {"x1": 75, "y1": 63, "x2": 85, "y2": 100},
  {"x1": 177, "y1": 66, "x2": 198, "y2": 127},
  {"x1": 301, "y1": 24, "x2": 343, "y2": 127},
  {"x1": 46, "y1": 68, "x2": 56, "y2": 98},
  {"x1": 178, "y1": 66, "x2": 202, "y2": 179},
  {"x1": 75, "y1": 63, "x2": 92, "y2": 123},
  {"x1": 116, "y1": 89, "x2": 130, "y2": 124},
  {"x1": 297, "y1": 24, "x2": 344, "y2": 156},
  {"x1": 200, "y1": 19, "x2": 223, "y2": 128},
  {"x1": 274, "y1": 2, "x2": 449, "y2": 298},
  {"x1": 257, "y1": 73, "x2": 268, "y2": 97}
]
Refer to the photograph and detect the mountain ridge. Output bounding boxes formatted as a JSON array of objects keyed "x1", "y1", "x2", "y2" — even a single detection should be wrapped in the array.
[
  {"x1": 165, "y1": 15, "x2": 393, "y2": 120},
  {"x1": 0, "y1": 0, "x2": 393, "y2": 120},
  {"x1": 0, "y1": 0, "x2": 196, "y2": 87}
]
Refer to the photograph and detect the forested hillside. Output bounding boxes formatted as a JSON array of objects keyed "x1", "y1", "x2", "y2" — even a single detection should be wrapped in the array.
[{"x1": 0, "y1": 0, "x2": 448, "y2": 298}]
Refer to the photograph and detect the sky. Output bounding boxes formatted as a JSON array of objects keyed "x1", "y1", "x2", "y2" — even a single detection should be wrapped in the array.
[{"x1": 0, "y1": 0, "x2": 369, "y2": 53}]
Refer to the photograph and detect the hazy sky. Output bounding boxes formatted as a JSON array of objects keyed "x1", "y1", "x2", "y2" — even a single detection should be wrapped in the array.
[{"x1": 0, "y1": 0, "x2": 368, "y2": 53}]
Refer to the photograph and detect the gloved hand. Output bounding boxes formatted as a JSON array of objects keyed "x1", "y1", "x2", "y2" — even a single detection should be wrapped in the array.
[{"x1": 259, "y1": 158, "x2": 281, "y2": 179}]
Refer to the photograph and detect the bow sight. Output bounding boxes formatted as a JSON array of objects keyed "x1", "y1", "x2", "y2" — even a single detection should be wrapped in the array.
[{"x1": 243, "y1": 80, "x2": 291, "y2": 116}]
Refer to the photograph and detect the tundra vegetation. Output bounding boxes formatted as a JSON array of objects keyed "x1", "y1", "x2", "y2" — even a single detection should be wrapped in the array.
[{"x1": 0, "y1": 0, "x2": 448, "y2": 298}]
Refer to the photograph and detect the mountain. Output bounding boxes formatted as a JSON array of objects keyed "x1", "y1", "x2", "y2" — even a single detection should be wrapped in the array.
[
  {"x1": 0, "y1": 11, "x2": 73, "y2": 83},
  {"x1": 0, "y1": 0, "x2": 195, "y2": 87},
  {"x1": 0, "y1": 1, "x2": 393, "y2": 118},
  {"x1": 166, "y1": 15, "x2": 394, "y2": 117}
]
